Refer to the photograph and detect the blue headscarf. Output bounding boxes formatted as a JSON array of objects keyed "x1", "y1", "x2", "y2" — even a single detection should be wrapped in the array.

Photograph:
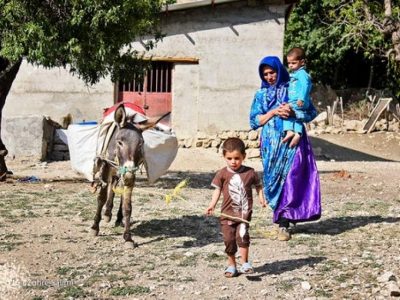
[
  {"x1": 258, "y1": 56, "x2": 289, "y2": 89},
  {"x1": 258, "y1": 56, "x2": 289, "y2": 108}
]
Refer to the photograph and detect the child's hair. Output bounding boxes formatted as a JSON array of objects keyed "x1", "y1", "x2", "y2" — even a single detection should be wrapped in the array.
[
  {"x1": 222, "y1": 138, "x2": 246, "y2": 156},
  {"x1": 287, "y1": 47, "x2": 306, "y2": 60}
]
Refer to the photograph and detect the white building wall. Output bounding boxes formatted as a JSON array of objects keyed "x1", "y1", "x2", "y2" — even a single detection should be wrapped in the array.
[
  {"x1": 4, "y1": 61, "x2": 113, "y2": 124},
  {"x1": 136, "y1": 3, "x2": 287, "y2": 138}
]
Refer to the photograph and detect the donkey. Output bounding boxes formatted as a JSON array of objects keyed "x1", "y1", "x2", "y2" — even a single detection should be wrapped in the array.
[{"x1": 90, "y1": 104, "x2": 146, "y2": 248}]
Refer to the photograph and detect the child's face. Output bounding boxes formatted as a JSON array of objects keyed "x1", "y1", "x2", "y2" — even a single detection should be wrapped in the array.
[
  {"x1": 224, "y1": 150, "x2": 245, "y2": 171},
  {"x1": 287, "y1": 55, "x2": 305, "y2": 71}
]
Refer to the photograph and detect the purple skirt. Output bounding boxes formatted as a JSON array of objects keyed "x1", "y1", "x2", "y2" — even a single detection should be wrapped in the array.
[{"x1": 273, "y1": 133, "x2": 321, "y2": 223}]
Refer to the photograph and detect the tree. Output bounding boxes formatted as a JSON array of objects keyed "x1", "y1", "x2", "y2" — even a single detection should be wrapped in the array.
[
  {"x1": 0, "y1": 0, "x2": 166, "y2": 181},
  {"x1": 285, "y1": 0, "x2": 400, "y2": 94}
]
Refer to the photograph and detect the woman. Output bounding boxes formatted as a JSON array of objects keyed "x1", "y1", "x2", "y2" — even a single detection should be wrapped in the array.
[{"x1": 249, "y1": 56, "x2": 321, "y2": 241}]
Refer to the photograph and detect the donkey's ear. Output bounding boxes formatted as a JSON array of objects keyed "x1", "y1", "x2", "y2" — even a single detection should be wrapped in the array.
[{"x1": 114, "y1": 104, "x2": 127, "y2": 128}]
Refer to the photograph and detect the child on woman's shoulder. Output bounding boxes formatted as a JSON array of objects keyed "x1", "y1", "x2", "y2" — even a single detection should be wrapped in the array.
[{"x1": 205, "y1": 137, "x2": 266, "y2": 278}]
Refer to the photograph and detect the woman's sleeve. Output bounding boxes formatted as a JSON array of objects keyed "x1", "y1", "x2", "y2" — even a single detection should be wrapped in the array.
[
  {"x1": 249, "y1": 91, "x2": 265, "y2": 130},
  {"x1": 294, "y1": 102, "x2": 317, "y2": 123}
]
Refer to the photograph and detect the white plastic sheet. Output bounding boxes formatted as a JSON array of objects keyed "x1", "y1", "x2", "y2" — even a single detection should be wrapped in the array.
[
  {"x1": 66, "y1": 122, "x2": 178, "y2": 183},
  {"x1": 66, "y1": 124, "x2": 100, "y2": 181},
  {"x1": 143, "y1": 127, "x2": 178, "y2": 183}
]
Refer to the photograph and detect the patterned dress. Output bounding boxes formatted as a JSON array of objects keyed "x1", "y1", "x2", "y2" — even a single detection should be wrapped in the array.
[{"x1": 249, "y1": 56, "x2": 321, "y2": 224}]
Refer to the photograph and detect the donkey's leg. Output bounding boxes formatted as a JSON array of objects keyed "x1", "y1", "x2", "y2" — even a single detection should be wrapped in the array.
[
  {"x1": 122, "y1": 186, "x2": 135, "y2": 248},
  {"x1": 91, "y1": 185, "x2": 107, "y2": 236},
  {"x1": 104, "y1": 176, "x2": 117, "y2": 223},
  {"x1": 115, "y1": 196, "x2": 123, "y2": 227}
]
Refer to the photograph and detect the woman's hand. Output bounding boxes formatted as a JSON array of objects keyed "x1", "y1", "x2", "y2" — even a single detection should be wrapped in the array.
[{"x1": 276, "y1": 104, "x2": 294, "y2": 119}]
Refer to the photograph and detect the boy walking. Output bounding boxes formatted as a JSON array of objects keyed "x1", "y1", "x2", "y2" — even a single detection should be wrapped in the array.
[{"x1": 205, "y1": 138, "x2": 266, "y2": 277}]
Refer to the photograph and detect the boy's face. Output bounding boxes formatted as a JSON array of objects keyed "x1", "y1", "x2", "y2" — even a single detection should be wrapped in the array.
[
  {"x1": 287, "y1": 55, "x2": 305, "y2": 71},
  {"x1": 224, "y1": 150, "x2": 245, "y2": 171}
]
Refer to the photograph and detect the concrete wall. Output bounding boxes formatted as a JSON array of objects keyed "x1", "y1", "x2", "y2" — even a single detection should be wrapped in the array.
[
  {"x1": 135, "y1": 2, "x2": 287, "y2": 138},
  {"x1": 4, "y1": 61, "x2": 114, "y2": 124}
]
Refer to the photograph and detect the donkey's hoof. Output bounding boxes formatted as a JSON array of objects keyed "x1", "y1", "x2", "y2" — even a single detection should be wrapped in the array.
[
  {"x1": 103, "y1": 215, "x2": 112, "y2": 223},
  {"x1": 91, "y1": 228, "x2": 99, "y2": 237}
]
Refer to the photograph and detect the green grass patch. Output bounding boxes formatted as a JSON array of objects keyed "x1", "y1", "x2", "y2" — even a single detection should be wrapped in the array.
[
  {"x1": 276, "y1": 279, "x2": 295, "y2": 292},
  {"x1": 314, "y1": 288, "x2": 333, "y2": 297},
  {"x1": 342, "y1": 202, "x2": 363, "y2": 212},
  {"x1": 59, "y1": 286, "x2": 88, "y2": 298},
  {"x1": 205, "y1": 253, "x2": 225, "y2": 262},
  {"x1": 57, "y1": 266, "x2": 74, "y2": 276},
  {"x1": 139, "y1": 262, "x2": 155, "y2": 272},
  {"x1": 335, "y1": 273, "x2": 353, "y2": 283},
  {"x1": 0, "y1": 241, "x2": 24, "y2": 251},
  {"x1": 110, "y1": 285, "x2": 150, "y2": 296},
  {"x1": 178, "y1": 255, "x2": 198, "y2": 267}
]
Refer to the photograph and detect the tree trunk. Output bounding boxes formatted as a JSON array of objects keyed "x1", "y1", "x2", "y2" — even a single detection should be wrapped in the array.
[
  {"x1": 0, "y1": 57, "x2": 22, "y2": 181},
  {"x1": 384, "y1": 0, "x2": 392, "y2": 17},
  {"x1": 383, "y1": 0, "x2": 400, "y2": 63}
]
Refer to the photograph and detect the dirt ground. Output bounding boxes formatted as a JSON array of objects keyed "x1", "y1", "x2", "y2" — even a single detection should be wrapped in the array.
[{"x1": 0, "y1": 132, "x2": 399, "y2": 300}]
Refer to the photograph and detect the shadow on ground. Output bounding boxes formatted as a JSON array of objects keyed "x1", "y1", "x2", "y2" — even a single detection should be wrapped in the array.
[
  {"x1": 132, "y1": 215, "x2": 221, "y2": 248},
  {"x1": 247, "y1": 257, "x2": 327, "y2": 280},
  {"x1": 310, "y1": 136, "x2": 397, "y2": 162},
  {"x1": 293, "y1": 215, "x2": 400, "y2": 235}
]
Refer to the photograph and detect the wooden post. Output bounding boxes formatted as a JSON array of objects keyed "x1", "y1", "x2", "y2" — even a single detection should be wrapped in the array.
[
  {"x1": 327, "y1": 106, "x2": 332, "y2": 125},
  {"x1": 339, "y1": 96, "x2": 344, "y2": 126}
]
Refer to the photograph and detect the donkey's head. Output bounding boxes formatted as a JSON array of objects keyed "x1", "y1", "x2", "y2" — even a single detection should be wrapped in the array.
[{"x1": 113, "y1": 104, "x2": 144, "y2": 187}]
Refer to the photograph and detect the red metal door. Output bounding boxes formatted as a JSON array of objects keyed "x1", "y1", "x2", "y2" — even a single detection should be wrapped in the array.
[{"x1": 117, "y1": 62, "x2": 172, "y2": 125}]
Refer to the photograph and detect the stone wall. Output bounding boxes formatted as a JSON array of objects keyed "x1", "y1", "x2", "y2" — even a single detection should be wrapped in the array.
[
  {"x1": 176, "y1": 113, "x2": 400, "y2": 159},
  {"x1": 178, "y1": 129, "x2": 261, "y2": 158}
]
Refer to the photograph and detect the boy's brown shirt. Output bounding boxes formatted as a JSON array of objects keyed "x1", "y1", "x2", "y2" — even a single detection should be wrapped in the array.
[{"x1": 211, "y1": 166, "x2": 261, "y2": 224}]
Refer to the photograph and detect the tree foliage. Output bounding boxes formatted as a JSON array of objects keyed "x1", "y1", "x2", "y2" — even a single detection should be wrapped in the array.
[
  {"x1": 285, "y1": 0, "x2": 400, "y2": 96},
  {"x1": 0, "y1": 0, "x2": 166, "y2": 84}
]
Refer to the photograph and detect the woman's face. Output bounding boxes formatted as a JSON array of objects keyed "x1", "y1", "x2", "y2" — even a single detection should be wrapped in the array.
[{"x1": 262, "y1": 66, "x2": 277, "y2": 86}]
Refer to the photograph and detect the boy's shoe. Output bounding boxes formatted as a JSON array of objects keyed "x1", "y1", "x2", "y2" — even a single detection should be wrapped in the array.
[
  {"x1": 277, "y1": 227, "x2": 291, "y2": 241},
  {"x1": 224, "y1": 265, "x2": 238, "y2": 278},
  {"x1": 239, "y1": 262, "x2": 254, "y2": 274}
]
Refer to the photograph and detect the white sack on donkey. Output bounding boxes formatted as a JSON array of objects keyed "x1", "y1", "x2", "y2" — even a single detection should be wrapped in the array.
[{"x1": 66, "y1": 101, "x2": 178, "y2": 183}]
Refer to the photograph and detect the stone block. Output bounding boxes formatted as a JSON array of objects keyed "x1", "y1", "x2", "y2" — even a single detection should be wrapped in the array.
[
  {"x1": 248, "y1": 130, "x2": 259, "y2": 140},
  {"x1": 184, "y1": 138, "x2": 194, "y2": 148},
  {"x1": 196, "y1": 131, "x2": 207, "y2": 139},
  {"x1": 239, "y1": 131, "x2": 248, "y2": 140},
  {"x1": 211, "y1": 138, "x2": 221, "y2": 148},
  {"x1": 246, "y1": 148, "x2": 260, "y2": 158},
  {"x1": 2, "y1": 115, "x2": 54, "y2": 160},
  {"x1": 247, "y1": 140, "x2": 260, "y2": 148}
]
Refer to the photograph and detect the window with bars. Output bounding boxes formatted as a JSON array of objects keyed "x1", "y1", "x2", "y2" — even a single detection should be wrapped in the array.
[{"x1": 118, "y1": 62, "x2": 172, "y2": 93}]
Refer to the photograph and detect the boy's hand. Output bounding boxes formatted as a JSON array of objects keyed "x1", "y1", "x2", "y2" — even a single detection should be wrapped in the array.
[
  {"x1": 297, "y1": 99, "x2": 304, "y2": 107},
  {"x1": 259, "y1": 198, "x2": 267, "y2": 207},
  {"x1": 205, "y1": 206, "x2": 214, "y2": 216}
]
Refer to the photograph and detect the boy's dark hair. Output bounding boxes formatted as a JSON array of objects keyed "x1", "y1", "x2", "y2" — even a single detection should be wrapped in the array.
[
  {"x1": 287, "y1": 47, "x2": 306, "y2": 60},
  {"x1": 222, "y1": 138, "x2": 246, "y2": 155}
]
